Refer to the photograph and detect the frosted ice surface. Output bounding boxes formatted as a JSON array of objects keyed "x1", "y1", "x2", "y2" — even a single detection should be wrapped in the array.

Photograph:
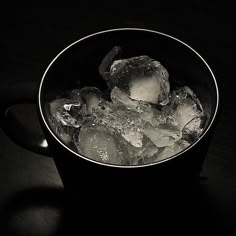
[
  {"x1": 47, "y1": 88, "x2": 102, "y2": 146},
  {"x1": 109, "y1": 56, "x2": 170, "y2": 105},
  {"x1": 140, "y1": 108, "x2": 163, "y2": 128},
  {"x1": 48, "y1": 98, "x2": 82, "y2": 128},
  {"x1": 47, "y1": 98, "x2": 86, "y2": 146},
  {"x1": 111, "y1": 86, "x2": 151, "y2": 112},
  {"x1": 69, "y1": 87, "x2": 102, "y2": 114},
  {"x1": 112, "y1": 134, "x2": 159, "y2": 165},
  {"x1": 160, "y1": 105, "x2": 177, "y2": 127},
  {"x1": 73, "y1": 122, "x2": 127, "y2": 165},
  {"x1": 143, "y1": 123, "x2": 182, "y2": 148},
  {"x1": 157, "y1": 140, "x2": 191, "y2": 161},
  {"x1": 77, "y1": 87, "x2": 102, "y2": 114},
  {"x1": 93, "y1": 101, "x2": 144, "y2": 147},
  {"x1": 47, "y1": 85, "x2": 204, "y2": 164},
  {"x1": 183, "y1": 117, "x2": 203, "y2": 135},
  {"x1": 48, "y1": 115, "x2": 76, "y2": 145},
  {"x1": 111, "y1": 86, "x2": 163, "y2": 127},
  {"x1": 182, "y1": 117, "x2": 204, "y2": 142},
  {"x1": 172, "y1": 86, "x2": 204, "y2": 131},
  {"x1": 175, "y1": 102, "x2": 202, "y2": 130}
]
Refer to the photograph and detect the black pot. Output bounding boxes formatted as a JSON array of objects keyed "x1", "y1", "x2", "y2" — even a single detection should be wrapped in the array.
[{"x1": 2, "y1": 28, "x2": 219, "y2": 199}]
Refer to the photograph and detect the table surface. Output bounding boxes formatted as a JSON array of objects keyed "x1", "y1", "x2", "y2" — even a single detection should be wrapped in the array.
[{"x1": 0, "y1": 3, "x2": 236, "y2": 235}]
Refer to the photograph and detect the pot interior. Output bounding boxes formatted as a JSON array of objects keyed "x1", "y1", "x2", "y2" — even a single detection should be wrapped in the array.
[{"x1": 39, "y1": 29, "x2": 218, "y2": 164}]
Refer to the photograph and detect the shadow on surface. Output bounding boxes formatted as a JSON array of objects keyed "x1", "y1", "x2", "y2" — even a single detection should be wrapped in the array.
[
  {"x1": 0, "y1": 181, "x2": 233, "y2": 235},
  {"x1": 60, "y1": 179, "x2": 231, "y2": 235},
  {"x1": 0, "y1": 186, "x2": 64, "y2": 236}
]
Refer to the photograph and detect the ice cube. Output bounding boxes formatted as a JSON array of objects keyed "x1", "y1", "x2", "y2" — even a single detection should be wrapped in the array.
[
  {"x1": 129, "y1": 75, "x2": 162, "y2": 104},
  {"x1": 48, "y1": 98, "x2": 83, "y2": 128},
  {"x1": 143, "y1": 123, "x2": 182, "y2": 147},
  {"x1": 182, "y1": 117, "x2": 204, "y2": 142},
  {"x1": 47, "y1": 115, "x2": 77, "y2": 146},
  {"x1": 175, "y1": 102, "x2": 201, "y2": 130},
  {"x1": 78, "y1": 87, "x2": 102, "y2": 114},
  {"x1": 111, "y1": 86, "x2": 163, "y2": 127},
  {"x1": 109, "y1": 55, "x2": 170, "y2": 105},
  {"x1": 157, "y1": 140, "x2": 191, "y2": 161},
  {"x1": 171, "y1": 86, "x2": 202, "y2": 106},
  {"x1": 93, "y1": 101, "x2": 144, "y2": 147},
  {"x1": 135, "y1": 138, "x2": 160, "y2": 165},
  {"x1": 120, "y1": 136, "x2": 159, "y2": 165},
  {"x1": 171, "y1": 86, "x2": 203, "y2": 109},
  {"x1": 111, "y1": 86, "x2": 151, "y2": 112},
  {"x1": 140, "y1": 108, "x2": 163, "y2": 128},
  {"x1": 73, "y1": 122, "x2": 127, "y2": 165},
  {"x1": 161, "y1": 105, "x2": 177, "y2": 127},
  {"x1": 69, "y1": 87, "x2": 102, "y2": 114},
  {"x1": 175, "y1": 101, "x2": 203, "y2": 131},
  {"x1": 161, "y1": 86, "x2": 204, "y2": 131},
  {"x1": 47, "y1": 98, "x2": 95, "y2": 147}
]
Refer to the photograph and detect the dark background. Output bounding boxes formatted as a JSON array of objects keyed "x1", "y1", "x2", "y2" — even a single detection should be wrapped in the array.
[{"x1": 0, "y1": 3, "x2": 235, "y2": 235}]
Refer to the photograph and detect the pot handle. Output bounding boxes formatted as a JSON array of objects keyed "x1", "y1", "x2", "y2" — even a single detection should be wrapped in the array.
[{"x1": 0, "y1": 80, "x2": 52, "y2": 156}]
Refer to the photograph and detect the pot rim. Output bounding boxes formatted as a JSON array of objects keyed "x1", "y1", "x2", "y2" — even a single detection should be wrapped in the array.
[{"x1": 38, "y1": 27, "x2": 219, "y2": 168}]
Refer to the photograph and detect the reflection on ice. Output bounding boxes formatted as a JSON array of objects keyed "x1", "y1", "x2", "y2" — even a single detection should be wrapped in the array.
[
  {"x1": 158, "y1": 140, "x2": 191, "y2": 161},
  {"x1": 173, "y1": 87, "x2": 204, "y2": 130},
  {"x1": 48, "y1": 98, "x2": 82, "y2": 128},
  {"x1": 93, "y1": 101, "x2": 144, "y2": 147},
  {"x1": 111, "y1": 86, "x2": 151, "y2": 112},
  {"x1": 143, "y1": 123, "x2": 182, "y2": 148},
  {"x1": 73, "y1": 122, "x2": 127, "y2": 165},
  {"x1": 125, "y1": 136, "x2": 159, "y2": 165},
  {"x1": 47, "y1": 98, "x2": 83, "y2": 146},
  {"x1": 109, "y1": 55, "x2": 170, "y2": 105}
]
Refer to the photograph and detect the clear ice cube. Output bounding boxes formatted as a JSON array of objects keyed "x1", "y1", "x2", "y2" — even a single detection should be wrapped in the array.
[
  {"x1": 157, "y1": 140, "x2": 191, "y2": 161},
  {"x1": 92, "y1": 101, "x2": 144, "y2": 147},
  {"x1": 172, "y1": 86, "x2": 204, "y2": 131},
  {"x1": 69, "y1": 87, "x2": 102, "y2": 114},
  {"x1": 175, "y1": 102, "x2": 201, "y2": 130},
  {"x1": 182, "y1": 117, "x2": 204, "y2": 142},
  {"x1": 183, "y1": 117, "x2": 202, "y2": 134},
  {"x1": 123, "y1": 136, "x2": 159, "y2": 165},
  {"x1": 138, "y1": 140, "x2": 160, "y2": 164},
  {"x1": 111, "y1": 86, "x2": 163, "y2": 127},
  {"x1": 48, "y1": 98, "x2": 83, "y2": 128},
  {"x1": 109, "y1": 56, "x2": 170, "y2": 105},
  {"x1": 161, "y1": 105, "x2": 177, "y2": 127},
  {"x1": 111, "y1": 86, "x2": 151, "y2": 112},
  {"x1": 143, "y1": 123, "x2": 182, "y2": 148},
  {"x1": 48, "y1": 87, "x2": 103, "y2": 137},
  {"x1": 47, "y1": 115, "x2": 77, "y2": 146},
  {"x1": 47, "y1": 98, "x2": 86, "y2": 147},
  {"x1": 140, "y1": 108, "x2": 163, "y2": 128},
  {"x1": 73, "y1": 122, "x2": 127, "y2": 165},
  {"x1": 47, "y1": 84, "x2": 205, "y2": 165}
]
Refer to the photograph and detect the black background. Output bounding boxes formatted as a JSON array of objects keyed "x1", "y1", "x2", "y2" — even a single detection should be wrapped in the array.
[{"x1": 0, "y1": 2, "x2": 236, "y2": 235}]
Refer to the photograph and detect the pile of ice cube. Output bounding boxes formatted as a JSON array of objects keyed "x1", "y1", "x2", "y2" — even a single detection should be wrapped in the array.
[{"x1": 47, "y1": 52, "x2": 205, "y2": 165}]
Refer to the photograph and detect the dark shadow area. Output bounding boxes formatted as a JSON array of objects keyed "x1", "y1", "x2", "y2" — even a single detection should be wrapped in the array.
[
  {"x1": 59, "y1": 179, "x2": 234, "y2": 235},
  {"x1": 0, "y1": 186, "x2": 64, "y2": 236},
  {"x1": 0, "y1": 179, "x2": 235, "y2": 235}
]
